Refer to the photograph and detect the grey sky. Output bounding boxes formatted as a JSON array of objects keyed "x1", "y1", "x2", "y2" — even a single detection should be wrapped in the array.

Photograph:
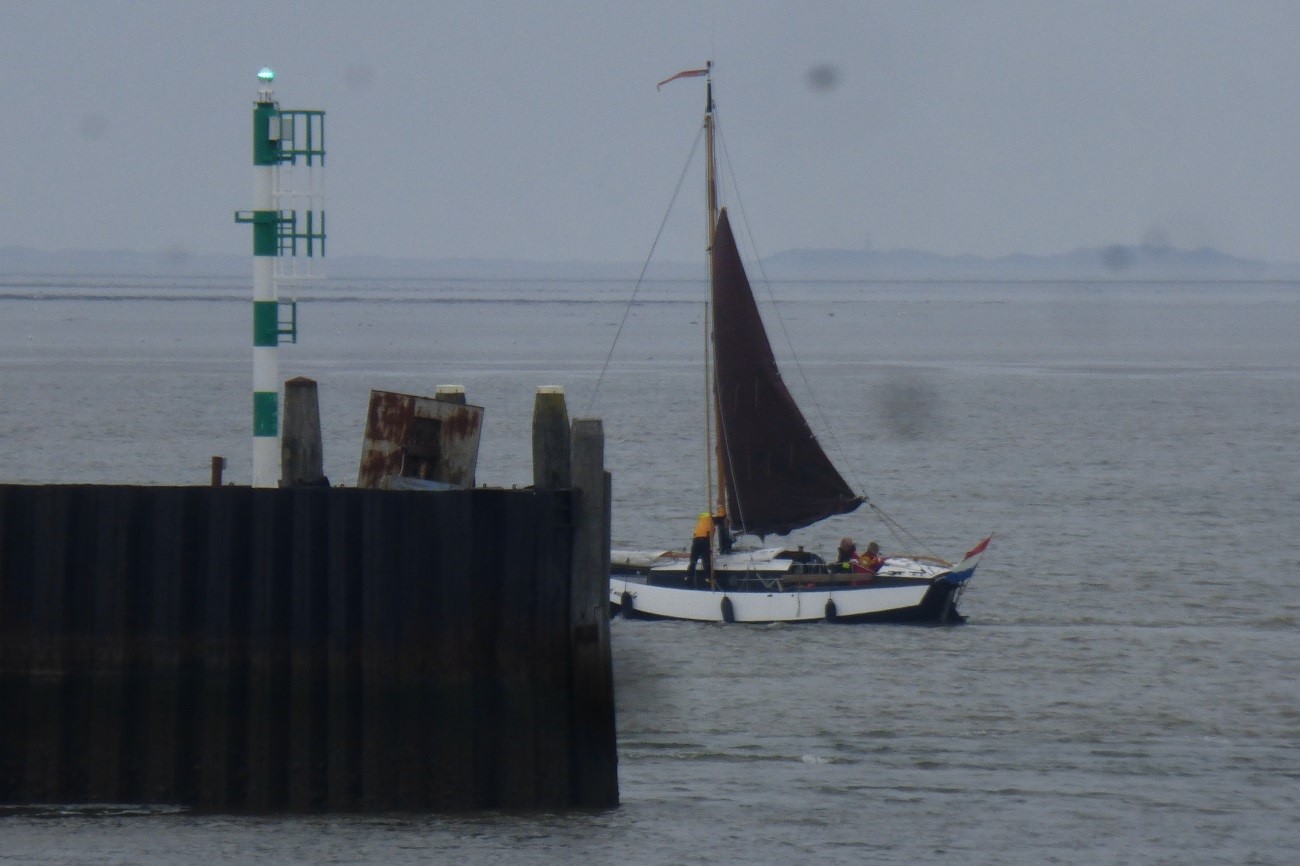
[{"x1": 3, "y1": 1, "x2": 1299, "y2": 264}]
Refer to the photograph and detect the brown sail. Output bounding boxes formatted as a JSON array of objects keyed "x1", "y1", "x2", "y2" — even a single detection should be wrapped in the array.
[{"x1": 711, "y1": 208, "x2": 862, "y2": 536}]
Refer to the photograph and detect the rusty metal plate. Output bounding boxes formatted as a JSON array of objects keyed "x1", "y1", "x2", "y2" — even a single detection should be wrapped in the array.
[{"x1": 357, "y1": 390, "x2": 484, "y2": 489}]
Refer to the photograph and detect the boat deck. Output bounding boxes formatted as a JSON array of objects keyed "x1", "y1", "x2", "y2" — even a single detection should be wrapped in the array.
[{"x1": 623, "y1": 570, "x2": 935, "y2": 593}]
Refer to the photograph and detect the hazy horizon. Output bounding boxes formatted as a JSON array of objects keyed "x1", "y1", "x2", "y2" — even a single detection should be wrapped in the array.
[{"x1": 2, "y1": 240, "x2": 1297, "y2": 283}]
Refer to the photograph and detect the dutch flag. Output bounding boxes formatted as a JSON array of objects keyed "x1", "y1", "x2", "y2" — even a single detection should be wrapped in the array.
[{"x1": 944, "y1": 535, "x2": 992, "y2": 584}]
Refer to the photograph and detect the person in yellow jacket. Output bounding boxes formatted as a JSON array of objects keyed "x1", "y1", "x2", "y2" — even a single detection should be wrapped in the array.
[{"x1": 686, "y1": 511, "x2": 715, "y2": 586}]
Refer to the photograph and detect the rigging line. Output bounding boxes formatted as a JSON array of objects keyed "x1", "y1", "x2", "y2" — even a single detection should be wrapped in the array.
[
  {"x1": 868, "y1": 501, "x2": 939, "y2": 560},
  {"x1": 871, "y1": 504, "x2": 915, "y2": 552},
  {"x1": 713, "y1": 121, "x2": 865, "y2": 499},
  {"x1": 585, "y1": 123, "x2": 705, "y2": 414}
]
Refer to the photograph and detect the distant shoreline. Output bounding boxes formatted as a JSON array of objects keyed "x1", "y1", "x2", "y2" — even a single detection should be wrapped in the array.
[{"x1": 2, "y1": 244, "x2": 1298, "y2": 283}]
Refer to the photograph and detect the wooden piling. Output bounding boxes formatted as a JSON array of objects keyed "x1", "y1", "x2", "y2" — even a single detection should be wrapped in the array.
[
  {"x1": 532, "y1": 386, "x2": 571, "y2": 491},
  {"x1": 281, "y1": 377, "x2": 328, "y2": 487},
  {"x1": 568, "y1": 418, "x2": 618, "y2": 808},
  {"x1": 434, "y1": 384, "x2": 467, "y2": 405}
]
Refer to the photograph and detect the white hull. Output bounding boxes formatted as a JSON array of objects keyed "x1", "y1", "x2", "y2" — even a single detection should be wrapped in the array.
[{"x1": 609, "y1": 549, "x2": 975, "y2": 625}]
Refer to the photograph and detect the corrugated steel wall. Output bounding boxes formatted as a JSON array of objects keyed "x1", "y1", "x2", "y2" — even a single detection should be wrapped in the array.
[{"x1": 0, "y1": 482, "x2": 610, "y2": 812}]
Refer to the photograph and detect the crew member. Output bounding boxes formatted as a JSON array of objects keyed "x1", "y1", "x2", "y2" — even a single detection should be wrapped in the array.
[
  {"x1": 854, "y1": 541, "x2": 885, "y2": 575},
  {"x1": 835, "y1": 537, "x2": 858, "y2": 568},
  {"x1": 686, "y1": 511, "x2": 714, "y2": 587}
]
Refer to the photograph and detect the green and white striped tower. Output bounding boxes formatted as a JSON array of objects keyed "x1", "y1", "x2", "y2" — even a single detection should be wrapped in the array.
[
  {"x1": 249, "y1": 68, "x2": 279, "y2": 487},
  {"x1": 237, "y1": 68, "x2": 325, "y2": 486}
]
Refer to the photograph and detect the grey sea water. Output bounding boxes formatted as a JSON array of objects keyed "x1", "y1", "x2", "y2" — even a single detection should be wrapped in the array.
[{"x1": 1, "y1": 275, "x2": 1297, "y2": 864}]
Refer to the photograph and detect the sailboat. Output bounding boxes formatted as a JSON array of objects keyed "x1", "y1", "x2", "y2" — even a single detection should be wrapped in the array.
[{"x1": 609, "y1": 64, "x2": 990, "y2": 624}]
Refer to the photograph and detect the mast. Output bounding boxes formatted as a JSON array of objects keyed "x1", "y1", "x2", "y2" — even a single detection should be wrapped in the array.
[
  {"x1": 704, "y1": 62, "x2": 718, "y2": 242},
  {"x1": 703, "y1": 62, "x2": 729, "y2": 524}
]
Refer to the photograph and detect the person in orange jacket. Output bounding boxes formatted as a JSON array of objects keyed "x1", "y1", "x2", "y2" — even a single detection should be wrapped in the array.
[{"x1": 854, "y1": 541, "x2": 885, "y2": 575}]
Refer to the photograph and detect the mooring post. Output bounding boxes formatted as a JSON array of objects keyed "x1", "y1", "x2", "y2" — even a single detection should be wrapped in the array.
[
  {"x1": 532, "y1": 386, "x2": 570, "y2": 491},
  {"x1": 210, "y1": 456, "x2": 225, "y2": 487},
  {"x1": 281, "y1": 377, "x2": 328, "y2": 487},
  {"x1": 434, "y1": 384, "x2": 467, "y2": 405},
  {"x1": 568, "y1": 417, "x2": 617, "y2": 807}
]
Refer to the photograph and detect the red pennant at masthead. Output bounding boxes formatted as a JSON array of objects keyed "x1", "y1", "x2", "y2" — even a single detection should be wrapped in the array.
[{"x1": 657, "y1": 67, "x2": 710, "y2": 90}]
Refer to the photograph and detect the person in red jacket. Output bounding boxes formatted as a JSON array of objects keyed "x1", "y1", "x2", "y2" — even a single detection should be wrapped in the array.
[{"x1": 854, "y1": 541, "x2": 885, "y2": 575}]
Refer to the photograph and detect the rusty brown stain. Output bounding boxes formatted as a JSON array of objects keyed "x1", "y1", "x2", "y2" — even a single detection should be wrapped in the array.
[
  {"x1": 368, "y1": 390, "x2": 415, "y2": 438},
  {"x1": 441, "y1": 405, "x2": 483, "y2": 439},
  {"x1": 358, "y1": 390, "x2": 484, "y2": 489},
  {"x1": 359, "y1": 391, "x2": 416, "y2": 486}
]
